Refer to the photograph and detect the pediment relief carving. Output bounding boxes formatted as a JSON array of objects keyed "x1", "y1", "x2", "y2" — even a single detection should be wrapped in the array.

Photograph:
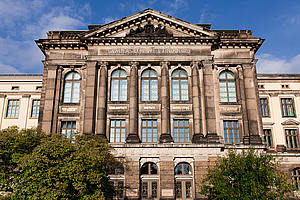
[
  {"x1": 83, "y1": 9, "x2": 216, "y2": 39},
  {"x1": 281, "y1": 119, "x2": 300, "y2": 126},
  {"x1": 126, "y1": 20, "x2": 173, "y2": 37}
]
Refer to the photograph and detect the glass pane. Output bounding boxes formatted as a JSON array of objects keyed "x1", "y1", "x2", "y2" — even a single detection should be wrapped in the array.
[
  {"x1": 181, "y1": 79, "x2": 189, "y2": 100},
  {"x1": 121, "y1": 120, "x2": 126, "y2": 127},
  {"x1": 73, "y1": 72, "x2": 80, "y2": 80},
  {"x1": 141, "y1": 80, "x2": 149, "y2": 101},
  {"x1": 219, "y1": 72, "x2": 226, "y2": 79},
  {"x1": 64, "y1": 82, "x2": 72, "y2": 102},
  {"x1": 119, "y1": 70, "x2": 127, "y2": 77},
  {"x1": 119, "y1": 80, "x2": 127, "y2": 101},
  {"x1": 111, "y1": 70, "x2": 119, "y2": 77},
  {"x1": 150, "y1": 163, "x2": 158, "y2": 174},
  {"x1": 172, "y1": 69, "x2": 179, "y2": 77},
  {"x1": 180, "y1": 70, "x2": 188, "y2": 77},
  {"x1": 175, "y1": 165, "x2": 182, "y2": 175},
  {"x1": 141, "y1": 164, "x2": 149, "y2": 175},
  {"x1": 150, "y1": 80, "x2": 158, "y2": 101},
  {"x1": 172, "y1": 80, "x2": 179, "y2": 101},
  {"x1": 111, "y1": 80, "x2": 118, "y2": 101},
  {"x1": 65, "y1": 72, "x2": 73, "y2": 80},
  {"x1": 226, "y1": 72, "x2": 234, "y2": 79},
  {"x1": 150, "y1": 70, "x2": 157, "y2": 77}
]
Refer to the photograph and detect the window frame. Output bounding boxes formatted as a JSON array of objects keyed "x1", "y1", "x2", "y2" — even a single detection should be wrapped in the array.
[
  {"x1": 110, "y1": 69, "x2": 128, "y2": 102},
  {"x1": 6, "y1": 99, "x2": 20, "y2": 119},
  {"x1": 292, "y1": 168, "x2": 300, "y2": 191},
  {"x1": 140, "y1": 69, "x2": 158, "y2": 102},
  {"x1": 219, "y1": 70, "x2": 237, "y2": 103},
  {"x1": 263, "y1": 129, "x2": 273, "y2": 148},
  {"x1": 62, "y1": 71, "x2": 81, "y2": 104},
  {"x1": 223, "y1": 120, "x2": 239, "y2": 144},
  {"x1": 285, "y1": 129, "x2": 299, "y2": 149},
  {"x1": 30, "y1": 99, "x2": 40, "y2": 118},
  {"x1": 260, "y1": 98, "x2": 270, "y2": 118},
  {"x1": 141, "y1": 119, "x2": 158, "y2": 143},
  {"x1": 174, "y1": 162, "x2": 193, "y2": 199},
  {"x1": 173, "y1": 119, "x2": 190, "y2": 143},
  {"x1": 280, "y1": 98, "x2": 296, "y2": 118},
  {"x1": 60, "y1": 121, "x2": 77, "y2": 141},
  {"x1": 109, "y1": 119, "x2": 126, "y2": 143},
  {"x1": 171, "y1": 68, "x2": 189, "y2": 102}
]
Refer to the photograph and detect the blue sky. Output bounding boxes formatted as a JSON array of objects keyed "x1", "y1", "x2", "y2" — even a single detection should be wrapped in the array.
[{"x1": 0, "y1": 0, "x2": 299, "y2": 74}]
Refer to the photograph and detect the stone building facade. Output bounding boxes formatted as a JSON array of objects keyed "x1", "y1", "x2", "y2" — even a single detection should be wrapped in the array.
[{"x1": 2, "y1": 8, "x2": 293, "y2": 199}]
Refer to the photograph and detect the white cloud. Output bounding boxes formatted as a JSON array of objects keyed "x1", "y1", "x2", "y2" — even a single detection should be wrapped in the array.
[
  {"x1": 0, "y1": 63, "x2": 20, "y2": 73},
  {"x1": 257, "y1": 54, "x2": 300, "y2": 74},
  {"x1": 103, "y1": 17, "x2": 119, "y2": 24}
]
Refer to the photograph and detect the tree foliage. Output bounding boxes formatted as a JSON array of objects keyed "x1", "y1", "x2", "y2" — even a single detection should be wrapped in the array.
[
  {"x1": 0, "y1": 128, "x2": 119, "y2": 200},
  {"x1": 200, "y1": 149, "x2": 294, "y2": 200}
]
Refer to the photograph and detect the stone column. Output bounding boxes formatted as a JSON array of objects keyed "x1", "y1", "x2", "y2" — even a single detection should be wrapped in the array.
[
  {"x1": 39, "y1": 64, "x2": 58, "y2": 134},
  {"x1": 126, "y1": 61, "x2": 140, "y2": 143},
  {"x1": 204, "y1": 60, "x2": 220, "y2": 143},
  {"x1": 191, "y1": 61, "x2": 205, "y2": 143},
  {"x1": 237, "y1": 66, "x2": 250, "y2": 144},
  {"x1": 51, "y1": 66, "x2": 63, "y2": 133},
  {"x1": 83, "y1": 61, "x2": 98, "y2": 134},
  {"x1": 199, "y1": 63, "x2": 207, "y2": 136},
  {"x1": 160, "y1": 61, "x2": 173, "y2": 143},
  {"x1": 96, "y1": 62, "x2": 108, "y2": 137},
  {"x1": 242, "y1": 62, "x2": 262, "y2": 144}
]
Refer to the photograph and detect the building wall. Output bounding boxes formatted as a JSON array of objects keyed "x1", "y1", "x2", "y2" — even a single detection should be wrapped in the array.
[
  {"x1": 0, "y1": 9, "x2": 298, "y2": 199},
  {"x1": 0, "y1": 75, "x2": 42, "y2": 130}
]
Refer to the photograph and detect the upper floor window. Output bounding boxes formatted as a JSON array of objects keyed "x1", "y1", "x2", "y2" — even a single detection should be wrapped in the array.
[
  {"x1": 285, "y1": 129, "x2": 299, "y2": 149},
  {"x1": 172, "y1": 69, "x2": 188, "y2": 101},
  {"x1": 281, "y1": 98, "x2": 296, "y2": 117},
  {"x1": 173, "y1": 119, "x2": 189, "y2": 143},
  {"x1": 263, "y1": 129, "x2": 273, "y2": 148},
  {"x1": 260, "y1": 98, "x2": 270, "y2": 117},
  {"x1": 141, "y1": 69, "x2": 158, "y2": 101},
  {"x1": 110, "y1": 119, "x2": 126, "y2": 143},
  {"x1": 141, "y1": 119, "x2": 158, "y2": 143},
  {"x1": 6, "y1": 99, "x2": 19, "y2": 118},
  {"x1": 223, "y1": 120, "x2": 239, "y2": 144},
  {"x1": 292, "y1": 168, "x2": 300, "y2": 190},
  {"x1": 219, "y1": 71, "x2": 236, "y2": 102},
  {"x1": 111, "y1": 69, "x2": 127, "y2": 101},
  {"x1": 31, "y1": 99, "x2": 40, "y2": 118},
  {"x1": 141, "y1": 162, "x2": 158, "y2": 175},
  {"x1": 61, "y1": 121, "x2": 76, "y2": 140},
  {"x1": 63, "y1": 71, "x2": 80, "y2": 103}
]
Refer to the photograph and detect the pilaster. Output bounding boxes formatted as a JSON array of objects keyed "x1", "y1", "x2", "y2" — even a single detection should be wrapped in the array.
[
  {"x1": 83, "y1": 61, "x2": 98, "y2": 134},
  {"x1": 160, "y1": 61, "x2": 173, "y2": 143},
  {"x1": 191, "y1": 61, "x2": 205, "y2": 143},
  {"x1": 126, "y1": 61, "x2": 140, "y2": 143},
  {"x1": 96, "y1": 62, "x2": 108, "y2": 137}
]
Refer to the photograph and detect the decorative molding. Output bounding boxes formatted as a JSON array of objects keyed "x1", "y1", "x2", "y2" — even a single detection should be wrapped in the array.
[
  {"x1": 126, "y1": 20, "x2": 173, "y2": 37},
  {"x1": 281, "y1": 119, "x2": 300, "y2": 126}
]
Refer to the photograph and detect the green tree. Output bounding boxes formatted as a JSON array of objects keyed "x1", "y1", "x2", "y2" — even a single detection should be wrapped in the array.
[
  {"x1": 0, "y1": 127, "x2": 46, "y2": 193},
  {"x1": 200, "y1": 149, "x2": 294, "y2": 200},
  {"x1": 0, "y1": 128, "x2": 119, "y2": 200}
]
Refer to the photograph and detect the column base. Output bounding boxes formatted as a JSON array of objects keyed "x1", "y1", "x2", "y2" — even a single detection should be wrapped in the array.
[
  {"x1": 206, "y1": 133, "x2": 220, "y2": 143},
  {"x1": 126, "y1": 134, "x2": 140, "y2": 143},
  {"x1": 192, "y1": 134, "x2": 207, "y2": 143},
  {"x1": 159, "y1": 134, "x2": 173, "y2": 143}
]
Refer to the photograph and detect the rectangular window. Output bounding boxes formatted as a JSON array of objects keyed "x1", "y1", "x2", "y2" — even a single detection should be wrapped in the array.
[
  {"x1": 110, "y1": 119, "x2": 126, "y2": 143},
  {"x1": 223, "y1": 120, "x2": 239, "y2": 144},
  {"x1": 281, "y1": 98, "x2": 295, "y2": 117},
  {"x1": 260, "y1": 98, "x2": 270, "y2": 117},
  {"x1": 61, "y1": 121, "x2": 76, "y2": 140},
  {"x1": 6, "y1": 99, "x2": 19, "y2": 118},
  {"x1": 173, "y1": 119, "x2": 189, "y2": 143},
  {"x1": 31, "y1": 99, "x2": 40, "y2": 118},
  {"x1": 263, "y1": 129, "x2": 273, "y2": 148},
  {"x1": 285, "y1": 129, "x2": 299, "y2": 149},
  {"x1": 142, "y1": 182, "x2": 148, "y2": 198},
  {"x1": 292, "y1": 168, "x2": 300, "y2": 190},
  {"x1": 141, "y1": 119, "x2": 157, "y2": 143},
  {"x1": 175, "y1": 181, "x2": 182, "y2": 198}
]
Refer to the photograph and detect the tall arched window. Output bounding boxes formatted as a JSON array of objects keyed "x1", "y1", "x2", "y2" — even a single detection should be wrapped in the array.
[
  {"x1": 111, "y1": 69, "x2": 127, "y2": 101},
  {"x1": 292, "y1": 168, "x2": 300, "y2": 190},
  {"x1": 63, "y1": 71, "x2": 80, "y2": 103},
  {"x1": 141, "y1": 69, "x2": 158, "y2": 101},
  {"x1": 219, "y1": 71, "x2": 236, "y2": 102},
  {"x1": 174, "y1": 162, "x2": 193, "y2": 199},
  {"x1": 172, "y1": 69, "x2": 188, "y2": 101},
  {"x1": 140, "y1": 162, "x2": 159, "y2": 199}
]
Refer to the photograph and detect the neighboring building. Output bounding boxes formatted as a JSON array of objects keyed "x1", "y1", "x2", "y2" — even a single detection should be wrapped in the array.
[
  {"x1": 0, "y1": 74, "x2": 42, "y2": 130},
  {"x1": 0, "y1": 9, "x2": 298, "y2": 199}
]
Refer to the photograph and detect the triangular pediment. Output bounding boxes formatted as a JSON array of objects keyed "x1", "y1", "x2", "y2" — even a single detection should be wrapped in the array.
[
  {"x1": 281, "y1": 119, "x2": 300, "y2": 126},
  {"x1": 83, "y1": 9, "x2": 217, "y2": 38}
]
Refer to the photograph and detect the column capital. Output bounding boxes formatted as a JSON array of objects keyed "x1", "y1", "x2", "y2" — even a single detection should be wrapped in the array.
[
  {"x1": 99, "y1": 61, "x2": 108, "y2": 67},
  {"x1": 129, "y1": 61, "x2": 139, "y2": 66},
  {"x1": 190, "y1": 60, "x2": 200, "y2": 68},
  {"x1": 160, "y1": 61, "x2": 170, "y2": 67}
]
